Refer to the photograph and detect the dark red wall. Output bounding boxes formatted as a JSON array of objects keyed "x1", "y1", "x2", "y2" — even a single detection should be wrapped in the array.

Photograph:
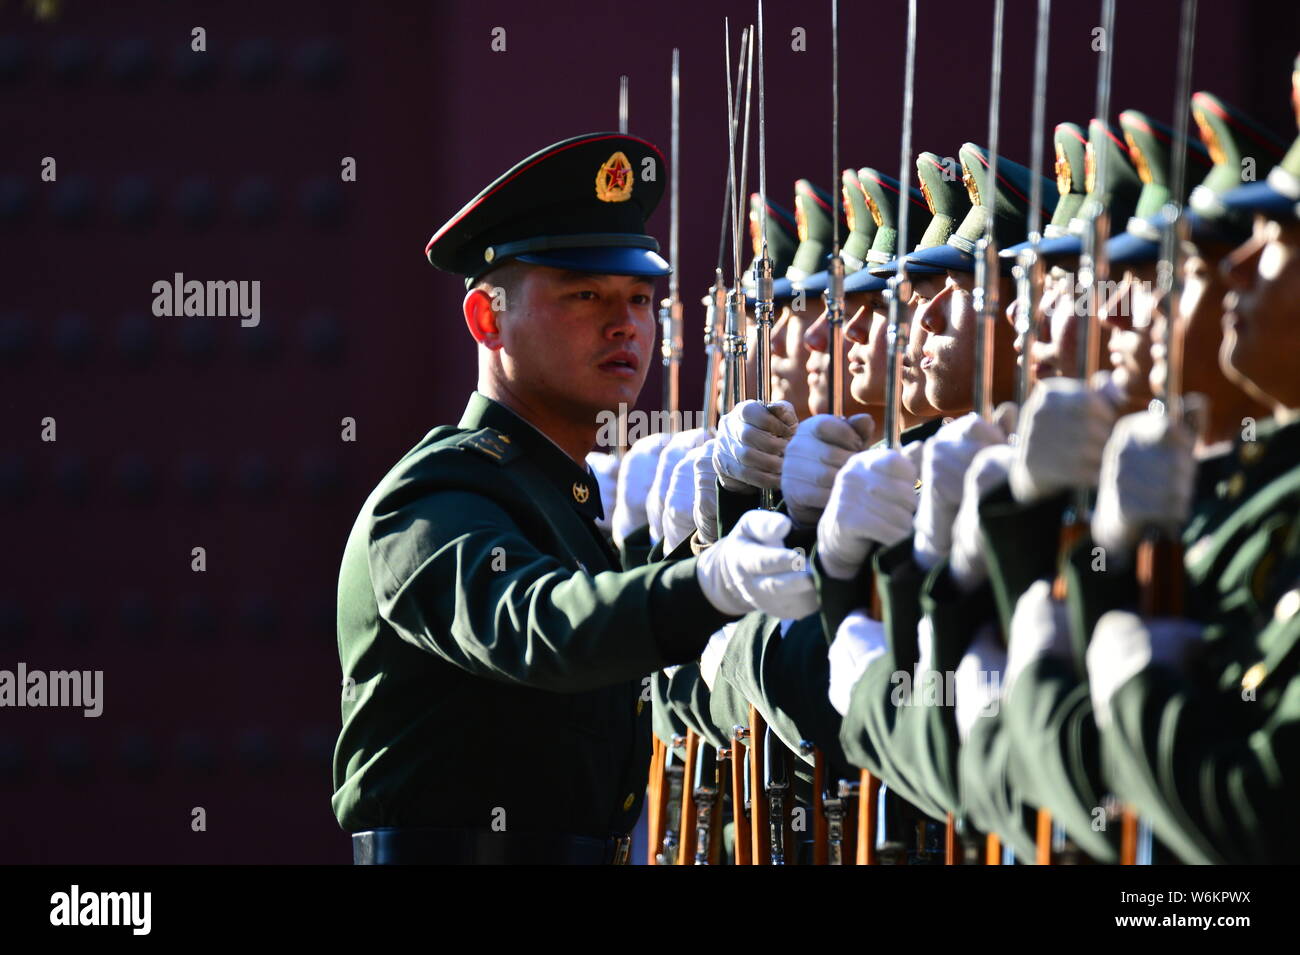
[{"x1": 0, "y1": 0, "x2": 1293, "y2": 863}]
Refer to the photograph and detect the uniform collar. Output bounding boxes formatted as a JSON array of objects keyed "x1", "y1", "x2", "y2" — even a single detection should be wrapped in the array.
[{"x1": 458, "y1": 391, "x2": 604, "y2": 522}]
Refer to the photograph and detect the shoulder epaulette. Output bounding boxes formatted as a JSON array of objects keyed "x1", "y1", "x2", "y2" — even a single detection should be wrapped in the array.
[{"x1": 445, "y1": 427, "x2": 523, "y2": 465}]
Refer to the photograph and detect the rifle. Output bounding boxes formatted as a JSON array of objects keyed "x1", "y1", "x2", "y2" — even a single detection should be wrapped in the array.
[
  {"x1": 845, "y1": 0, "x2": 920, "y2": 867},
  {"x1": 660, "y1": 51, "x2": 683, "y2": 433},
  {"x1": 1127, "y1": 0, "x2": 1199, "y2": 868}
]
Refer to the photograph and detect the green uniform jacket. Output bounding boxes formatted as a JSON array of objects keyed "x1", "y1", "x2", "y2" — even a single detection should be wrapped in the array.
[
  {"x1": 1099, "y1": 417, "x2": 1300, "y2": 863},
  {"x1": 332, "y1": 393, "x2": 731, "y2": 838}
]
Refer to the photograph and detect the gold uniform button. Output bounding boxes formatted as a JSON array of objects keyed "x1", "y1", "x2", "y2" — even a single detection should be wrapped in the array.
[
  {"x1": 1240, "y1": 441, "x2": 1264, "y2": 465},
  {"x1": 1274, "y1": 588, "x2": 1300, "y2": 623},
  {"x1": 1225, "y1": 473, "x2": 1246, "y2": 499},
  {"x1": 636, "y1": 698, "x2": 645, "y2": 716},
  {"x1": 1242, "y1": 662, "x2": 1267, "y2": 692},
  {"x1": 622, "y1": 792, "x2": 636, "y2": 811}
]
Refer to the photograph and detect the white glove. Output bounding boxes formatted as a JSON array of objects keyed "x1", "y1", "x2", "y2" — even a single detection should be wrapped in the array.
[
  {"x1": 713, "y1": 399, "x2": 799, "y2": 492},
  {"x1": 662, "y1": 444, "x2": 710, "y2": 553},
  {"x1": 1010, "y1": 376, "x2": 1118, "y2": 503},
  {"x1": 1005, "y1": 580, "x2": 1072, "y2": 698},
  {"x1": 1087, "y1": 610, "x2": 1203, "y2": 729},
  {"x1": 1092, "y1": 410, "x2": 1196, "y2": 559},
  {"x1": 699, "y1": 623, "x2": 737, "y2": 691},
  {"x1": 696, "y1": 509, "x2": 818, "y2": 619},
  {"x1": 613, "y1": 432, "x2": 670, "y2": 548},
  {"x1": 781, "y1": 413, "x2": 877, "y2": 527},
  {"x1": 585, "y1": 451, "x2": 620, "y2": 533},
  {"x1": 692, "y1": 438, "x2": 721, "y2": 544},
  {"x1": 647, "y1": 428, "x2": 708, "y2": 547},
  {"x1": 949, "y1": 443, "x2": 1017, "y2": 592},
  {"x1": 817, "y1": 443, "x2": 923, "y2": 581},
  {"x1": 828, "y1": 610, "x2": 888, "y2": 717},
  {"x1": 954, "y1": 623, "x2": 1007, "y2": 743},
  {"x1": 914, "y1": 413, "x2": 1009, "y2": 572}
]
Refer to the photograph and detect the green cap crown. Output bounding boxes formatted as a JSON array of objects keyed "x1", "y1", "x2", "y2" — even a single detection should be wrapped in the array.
[
  {"x1": 946, "y1": 143, "x2": 1058, "y2": 251},
  {"x1": 1067, "y1": 118, "x2": 1144, "y2": 235},
  {"x1": 914, "y1": 151, "x2": 972, "y2": 250},
  {"x1": 857, "y1": 167, "x2": 929, "y2": 263},
  {"x1": 840, "y1": 169, "x2": 878, "y2": 269},
  {"x1": 1118, "y1": 108, "x2": 1213, "y2": 223},
  {"x1": 1047, "y1": 122, "x2": 1088, "y2": 236},
  {"x1": 742, "y1": 193, "x2": 800, "y2": 289},
  {"x1": 787, "y1": 179, "x2": 842, "y2": 280},
  {"x1": 1190, "y1": 91, "x2": 1291, "y2": 212}
]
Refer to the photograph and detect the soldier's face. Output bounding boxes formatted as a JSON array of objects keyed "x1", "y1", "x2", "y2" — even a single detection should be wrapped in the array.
[
  {"x1": 804, "y1": 297, "x2": 871, "y2": 417},
  {"x1": 1024, "y1": 262, "x2": 1081, "y2": 381},
  {"x1": 1103, "y1": 265, "x2": 1157, "y2": 413},
  {"x1": 1222, "y1": 217, "x2": 1300, "y2": 409},
  {"x1": 902, "y1": 278, "x2": 940, "y2": 417},
  {"x1": 916, "y1": 270, "x2": 1016, "y2": 415},
  {"x1": 486, "y1": 265, "x2": 656, "y2": 417},
  {"x1": 770, "y1": 303, "x2": 812, "y2": 419},
  {"x1": 1152, "y1": 245, "x2": 1233, "y2": 403},
  {"x1": 847, "y1": 292, "x2": 888, "y2": 406}
]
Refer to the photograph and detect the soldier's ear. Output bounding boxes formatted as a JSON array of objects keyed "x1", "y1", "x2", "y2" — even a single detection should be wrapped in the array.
[{"x1": 463, "y1": 287, "x2": 504, "y2": 349}]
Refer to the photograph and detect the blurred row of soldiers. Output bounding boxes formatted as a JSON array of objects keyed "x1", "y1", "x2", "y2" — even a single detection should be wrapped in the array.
[{"x1": 586, "y1": 54, "x2": 1300, "y2": 864}]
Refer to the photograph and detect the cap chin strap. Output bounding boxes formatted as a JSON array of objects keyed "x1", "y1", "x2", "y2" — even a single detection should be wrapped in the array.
[{"x1": 482, "y1": 232, "x2": 660, "y2": 266}]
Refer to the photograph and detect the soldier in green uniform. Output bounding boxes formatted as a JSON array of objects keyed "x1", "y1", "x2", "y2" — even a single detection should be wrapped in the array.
[
  {"x1": 1080, "y1": 122, "x2": 1300, "y2": 863},
  {"x1": 331, "y1": 132, "x2": 816, "y2": 864}
]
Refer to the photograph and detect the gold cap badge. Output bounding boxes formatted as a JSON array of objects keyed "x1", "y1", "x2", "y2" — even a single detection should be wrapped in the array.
[
  {"x1": 961, "y1": 161, "x2": 981, "y2": 206},
  {"x1": 595, "y1": 151, "x2": 634, "y2": 203},
  {"x1": 794, "y1": 195, "x2": 809, "y2": 243},
  {"x1": 1055, "y1": 142, "x2": 1072, "y2": 196},
  {"x1": 1123, "y1": 131, "x2": 1154, "y2": 186},
  {"x1": 1192, "y1": 109, "x2": 1227, "y2": 167}
]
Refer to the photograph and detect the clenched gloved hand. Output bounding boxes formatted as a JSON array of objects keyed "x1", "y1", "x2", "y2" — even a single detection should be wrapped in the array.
[
  {"x1": 781, "y1": 413, "x2": 876, "y2": 528},
  {"x1": 713, "y1": 399, "x2": 799, "y2": 493}
]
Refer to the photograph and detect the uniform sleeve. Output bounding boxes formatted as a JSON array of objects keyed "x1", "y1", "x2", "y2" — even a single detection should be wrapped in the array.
[
  {"x1": 958, "y1": 705, "x2": 1041, "y2": 861},
  {"x1": 369, "y1": 487, "x2": 733, "y2": 693},
  {"x1": 835, "y1": 540, "x2": 947, "y2": 821},
  {"x1": 896, "y1": 561, "x2": 995, "y2": 820},
  {"x1": 980, "y1": 485, "x2": 1071, "y2": 634},
  {"x1": 1099, "y1": 623, "x2": 1300, "y2": 864},
  {"x1": 1003, "y1": 655, "x2": 1118, "y2": 862}
]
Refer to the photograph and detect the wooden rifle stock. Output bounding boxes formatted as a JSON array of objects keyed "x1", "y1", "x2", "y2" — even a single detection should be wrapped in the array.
[
  {"x1": 677, "y1": 730, "x2": 700, "y2": 864},
  {"x1": 731, "y1": 725, "x2": 752, "y2": 864},
  {"x1": 748, "y1": 705, "x2": 769, "y2": 863}
]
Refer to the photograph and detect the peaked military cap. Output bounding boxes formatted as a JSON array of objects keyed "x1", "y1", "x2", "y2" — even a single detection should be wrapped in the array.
[
  {"x1": 742, "y1": 192, "x2": 801, "y2": 305},
  {"x1": 1048, "y1": 122, "x2": 1089, "y2": 236},
  {"x1": 1213, "y1": 65, "x2": 1300, "y2": 224},
  {"x1": 1028, "y1": 118, "x2": 1145, "y2": 260},
  {"x1": 787, "y1": 179, "x2": 845, "y2": 282},
  {"x1": 840, "y1": 169, "x2": 879, "y2": 270},
  {"x1": 845, "y1": 165, "x2": 933, "y2": 293},
  {"x1": 424, "y1": 132, "x2": 670, "y2": 287},
  {"x1": 1000, "y1": 122, "x2": 1089, "y2": 264},
  {"x1": 1111, "y1": 93, "x2": 1291, "y2": 265},
  {"x1": 850, "y1": 153, "x2": 962, "y2": 292},
  {"x1": 793, "y1": 166, "x2": 920, "y2": 295},
  {"x1": 1120, "y1": 109, "x2": 1213, "y2": 228},
  {"x1": 905, "y1": 143, "x2": 1056, "y2": 274},
  {"x1": 742, "y1": 192, "x2": 800, "y2": 292}
]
